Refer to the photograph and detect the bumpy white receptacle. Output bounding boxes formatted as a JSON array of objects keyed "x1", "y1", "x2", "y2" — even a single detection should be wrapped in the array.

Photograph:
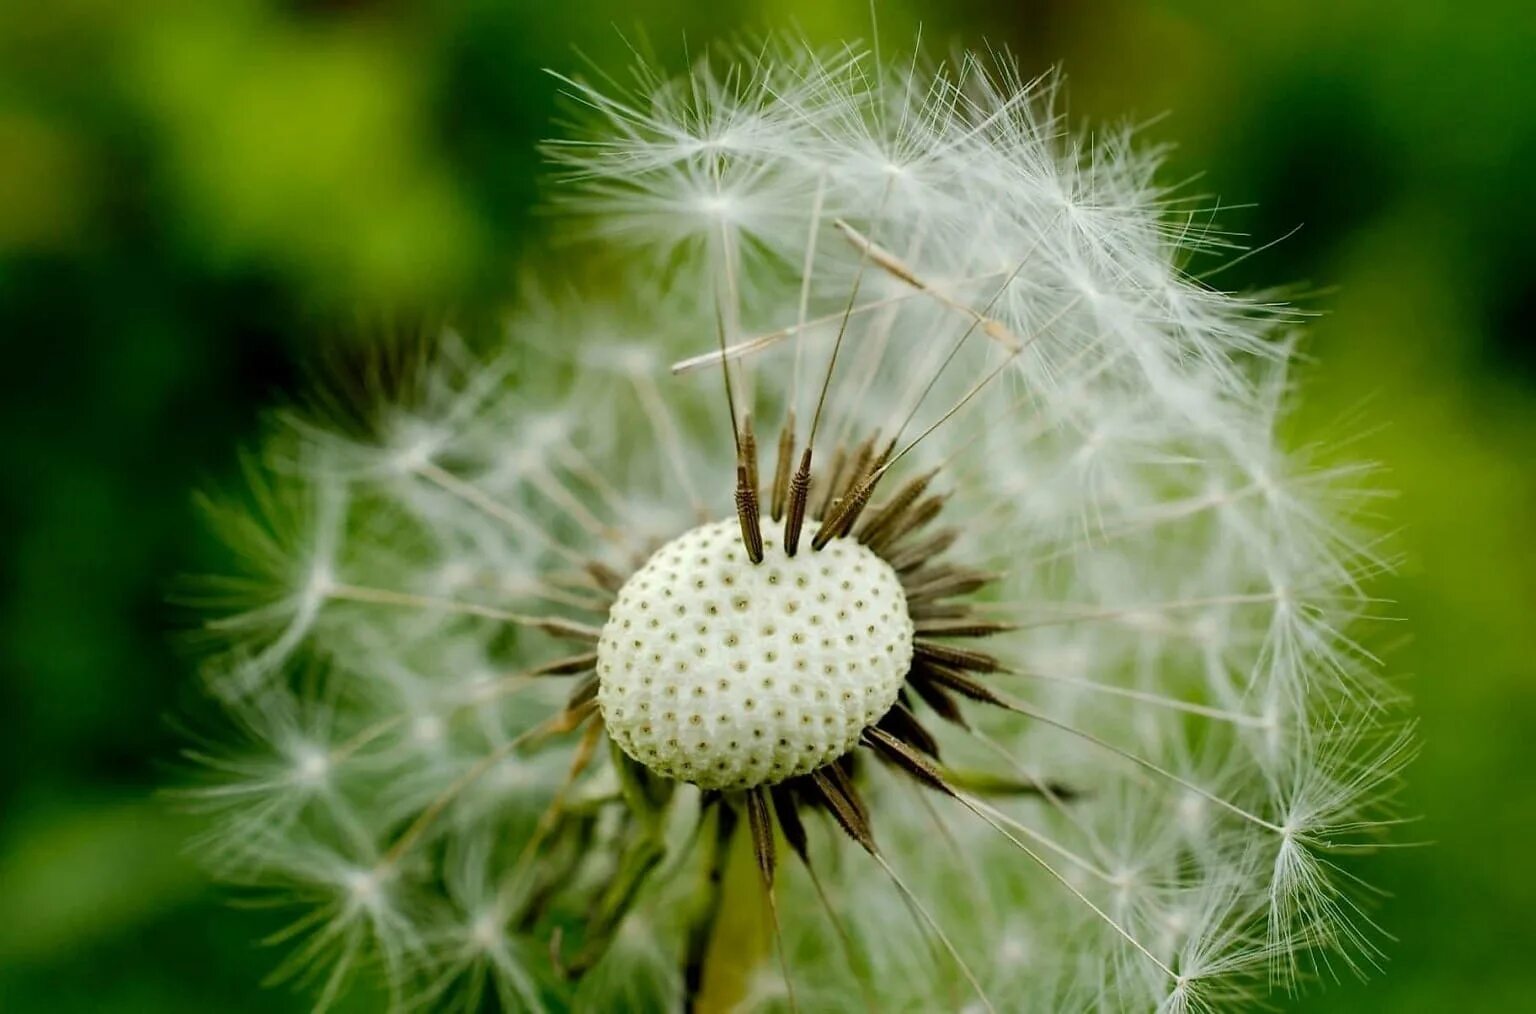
[{"x1": 596, "y1": 519, "x2": 913, "y2": 791}]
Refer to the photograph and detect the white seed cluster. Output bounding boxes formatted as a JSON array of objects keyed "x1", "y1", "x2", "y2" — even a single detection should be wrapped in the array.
[{"x1": 596, "y1": 519, "x2": 914, "y2": 791}]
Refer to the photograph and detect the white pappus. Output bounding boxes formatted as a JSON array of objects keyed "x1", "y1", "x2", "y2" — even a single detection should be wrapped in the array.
[{"x1": 179, "y1": 38, "x2": 1413, "y2": 1013}]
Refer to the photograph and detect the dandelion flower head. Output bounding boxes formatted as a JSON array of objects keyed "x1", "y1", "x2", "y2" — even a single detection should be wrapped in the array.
[{"x1": 182, "y1": 39, "x2": 1412, "y2": 1012}]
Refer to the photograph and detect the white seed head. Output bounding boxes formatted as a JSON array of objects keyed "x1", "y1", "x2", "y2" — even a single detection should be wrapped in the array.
[
  {"x1": 184, "y1": 38, "x2": 1409, "y2": 1012},
  {"x1": 597, "y1": 519, "x2": 913, "y2": 790}
]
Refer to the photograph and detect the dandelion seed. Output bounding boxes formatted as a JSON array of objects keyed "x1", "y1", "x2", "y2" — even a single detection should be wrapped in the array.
[{"x1": 180, "y1": 37, "x2": 1409, "y2": 1011}]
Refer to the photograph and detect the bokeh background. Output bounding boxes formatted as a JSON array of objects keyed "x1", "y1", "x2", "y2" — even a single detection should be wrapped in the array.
[{"x1": 1, "y1": 1, "x2": 1531, "y2": 1010}]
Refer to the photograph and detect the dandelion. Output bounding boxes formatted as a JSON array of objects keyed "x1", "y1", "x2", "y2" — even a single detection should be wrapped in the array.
[{"x1": 180, "y1": 39, "x2": 1411, "y2": 1011}]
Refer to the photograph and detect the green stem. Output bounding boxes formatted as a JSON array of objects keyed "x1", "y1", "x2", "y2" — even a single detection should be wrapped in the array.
[{"x1": 690, "y1": 802, "x2": 772, "y2": 1013}]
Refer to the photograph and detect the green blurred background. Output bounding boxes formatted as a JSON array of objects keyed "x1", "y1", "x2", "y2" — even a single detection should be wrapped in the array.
[{"x1": 1, "y1": 1, "x2": 1531, "y2": 1010}]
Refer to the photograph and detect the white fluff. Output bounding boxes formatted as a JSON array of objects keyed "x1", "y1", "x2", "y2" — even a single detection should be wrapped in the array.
[{"x1": 181, "y1": 37, "x2": 1411, "y2": 1012}]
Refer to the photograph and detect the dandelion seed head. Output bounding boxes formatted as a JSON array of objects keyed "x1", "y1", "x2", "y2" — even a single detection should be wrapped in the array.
[{"x1": 179, "y1": 35, "x2": 1410, "y2": 1012}]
